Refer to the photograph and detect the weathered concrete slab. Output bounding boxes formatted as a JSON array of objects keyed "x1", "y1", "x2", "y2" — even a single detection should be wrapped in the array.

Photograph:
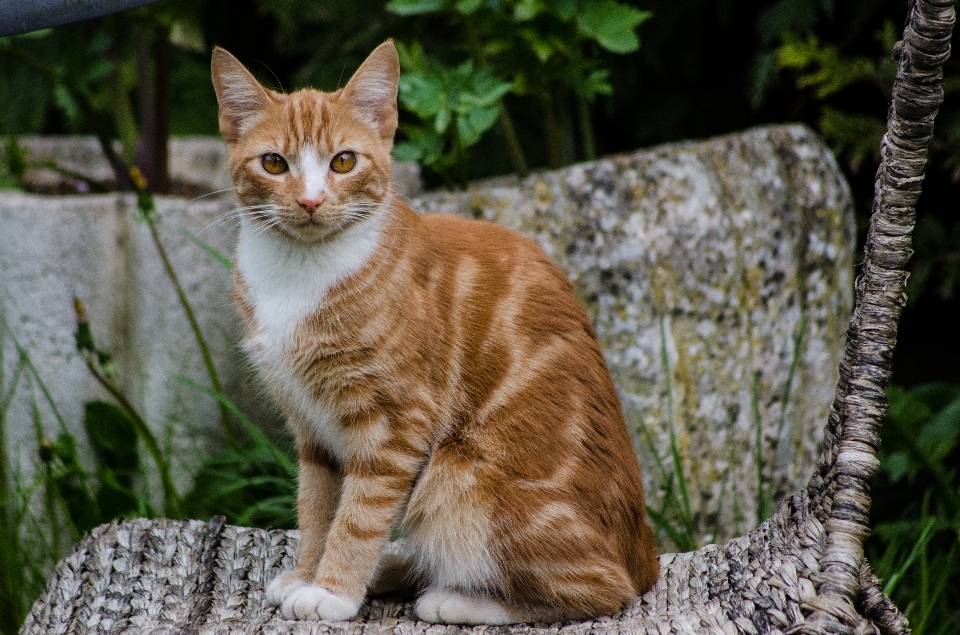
[
  {"x1": 0, "y1": 191, "x2": 269, "y2": 502},
  {"x1": 0, "y1": 125, "x2": 852, "y2": 544}
]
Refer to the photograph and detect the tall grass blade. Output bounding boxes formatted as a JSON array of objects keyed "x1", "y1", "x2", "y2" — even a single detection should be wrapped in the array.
[
  {"x1": 883, "y1": 516, "x2": 937, "y2": 596},
  {"x1": 183, "y1": 229, "x2": 232, "y2": 270},
  {"x1": 659, "y1": 317, "x2": 696, "y2": 545}
]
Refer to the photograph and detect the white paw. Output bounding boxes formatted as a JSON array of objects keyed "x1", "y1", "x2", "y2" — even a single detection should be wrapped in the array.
[
  {"x1": 281, "y1": 584, "x2": 359, "y2": 621},
  {"x1": 265, "y1": 570, "x2": 305, "y2": 607},
  {"x1": 415, "y1": 588, "x2": 513, "y2": 625}
]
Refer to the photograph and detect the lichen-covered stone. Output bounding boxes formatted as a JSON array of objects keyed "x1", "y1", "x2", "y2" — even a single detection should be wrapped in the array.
[
  {"x1": 414, "y1": 124, "x2": 853, "y2": 545},
  {"x1": 0, "y1": 125, "x2": 852, "y2": 545}
]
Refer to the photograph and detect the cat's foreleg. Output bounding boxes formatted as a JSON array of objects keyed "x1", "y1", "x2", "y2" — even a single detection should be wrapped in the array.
[
  {"x1": 280, "y1": 440, "x2": 422, "y2": 621},
  {"x1": 266, "y1": 447, "x2": 343, "y2": 607}
]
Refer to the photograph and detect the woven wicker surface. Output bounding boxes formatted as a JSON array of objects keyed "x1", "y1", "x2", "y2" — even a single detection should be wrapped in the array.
[
  {"x1": 17, "y1": 0, "x2": 956, "y2": 633},
  {"x1": 18, "y1": 492, "x2": 899, "y2": 635}
]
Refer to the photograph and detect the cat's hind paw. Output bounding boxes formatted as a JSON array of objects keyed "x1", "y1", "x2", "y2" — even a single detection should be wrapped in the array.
[
  {"x1": 281, "y1": 584, "x2": 359, "y2": 621},
  {"x1": 415, "y1": 588, "x2": 513, "y2": 625},
  {"x1": 265, "y1": 570, "x2": 305, "y2": 606}
]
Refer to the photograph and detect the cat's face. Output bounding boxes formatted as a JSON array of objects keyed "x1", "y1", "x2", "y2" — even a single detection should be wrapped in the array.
[{"x1": 211, "y1": 42, "x2": 400, "y2": 243}]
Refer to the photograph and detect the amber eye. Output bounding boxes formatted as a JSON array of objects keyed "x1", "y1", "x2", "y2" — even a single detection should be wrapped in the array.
[
  {"x1": 261, "y1": 153, "x2": 288, "y2": 175},
  {"x1": 330, "y1": 151, "x2": 357, "y2": 174}
]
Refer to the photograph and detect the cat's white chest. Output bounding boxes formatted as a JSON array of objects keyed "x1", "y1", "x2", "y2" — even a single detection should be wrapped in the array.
[
  {"x1": 236, "y1": 216, "x2": 384, "y2": 458},
  {"x1": 236, "y1": 215, "x2": 383, "y2": 347}
]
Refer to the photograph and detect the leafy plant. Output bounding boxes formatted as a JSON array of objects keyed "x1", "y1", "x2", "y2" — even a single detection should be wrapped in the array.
[
  {"x1": 387, "y1": 0, "x2": 651, "y2": 181},
  {"x1": 869, "y1": 384, "x2": 960, "y2": 635},
  {"x1": 0, "y1": 137, "x2": 27, "y2": 190},
  {"x1": 0, "y1": 2, "x2": 211, "y2": 193},
  {"x1": 394, "y1": 43, "x2": 513, "y2": 187},
  {"x1": 770, "y1": 13, "x2": 960, "y2": 307},
  {"x1": 0, "y1": 174, "x2": 293, "y2": 630},
  {"x1": 0, "y1": 274, "x2": 297, "y2": 633},
  {"x1": 181, "y1": 379, "x2": 297, "y2": 529},
  {"x1": 775, "y1": 22, "x2": 896, "y2": 173}
]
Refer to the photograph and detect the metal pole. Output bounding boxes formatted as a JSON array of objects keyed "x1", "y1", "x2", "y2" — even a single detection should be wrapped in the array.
[{"x1": 0, "y1": 0, "x2": 163, "y2": 38}]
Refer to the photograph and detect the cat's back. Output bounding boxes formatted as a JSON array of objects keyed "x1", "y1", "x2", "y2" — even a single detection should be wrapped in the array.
[
  {"x1": 413, "y1": 211, "x2": 585, "y2": 319},
  {"x1": 417, "y1": 212, "x2": 548, "y2": 265}
]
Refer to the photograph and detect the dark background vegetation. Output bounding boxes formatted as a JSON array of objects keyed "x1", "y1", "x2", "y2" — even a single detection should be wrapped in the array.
[{"x1": 1, "y1": 0, "x2": 958, "y2": 633}]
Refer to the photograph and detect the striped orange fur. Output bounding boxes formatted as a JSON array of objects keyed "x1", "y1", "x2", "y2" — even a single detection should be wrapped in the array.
[{"x1": 211, "y1": 41, "x2": 659, "y2": 625}]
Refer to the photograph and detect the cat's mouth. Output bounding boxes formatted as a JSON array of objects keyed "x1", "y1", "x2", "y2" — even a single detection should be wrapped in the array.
[{"x1": 274, "y1": 209, "x2": 362, "y2": 242}]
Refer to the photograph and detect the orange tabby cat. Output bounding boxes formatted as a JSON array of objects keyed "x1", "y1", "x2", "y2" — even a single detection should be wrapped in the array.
[{"x1": 211, "y1": 41, "x2": 659, "y2": 625}]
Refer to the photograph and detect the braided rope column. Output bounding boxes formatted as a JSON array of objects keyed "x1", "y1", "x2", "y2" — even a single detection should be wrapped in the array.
[{"x1": 800, "y1": 1, "x2": 956, "y2": 633}]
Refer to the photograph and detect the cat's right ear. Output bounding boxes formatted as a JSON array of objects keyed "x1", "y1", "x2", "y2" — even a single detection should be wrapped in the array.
[{"x1": 211, "y1": 47, "x2": 272, "y2": 143}]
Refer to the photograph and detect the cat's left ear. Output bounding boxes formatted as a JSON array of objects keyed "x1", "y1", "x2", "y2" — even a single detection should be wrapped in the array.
[
  {"x1": 341, "y1": 41, "x2": 400, "y2": 143},
  {"x1": 211, "y1": 47, "x2": 274, "y2": 143}
]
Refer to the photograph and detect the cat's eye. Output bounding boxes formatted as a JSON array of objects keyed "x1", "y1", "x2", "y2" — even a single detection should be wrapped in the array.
[
  {"x1": 261, "y1": 153, "x2": 288, "y2": 175},
  {"x1": 330, "y1": 151, "x2": 357, "y2": 174}
]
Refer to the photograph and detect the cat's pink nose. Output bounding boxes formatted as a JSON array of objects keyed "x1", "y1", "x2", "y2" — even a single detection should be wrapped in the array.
[{"x1": 298, "y1": 196, "x2": 324, "y2": 215}]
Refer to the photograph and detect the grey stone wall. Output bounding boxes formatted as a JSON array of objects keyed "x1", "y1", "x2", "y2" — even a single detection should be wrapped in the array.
[{"x1": 0, "y1": 125, "x2": 852, "y2": 544}]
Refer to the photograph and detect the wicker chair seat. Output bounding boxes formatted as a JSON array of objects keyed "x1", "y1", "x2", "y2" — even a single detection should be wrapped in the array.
[{"x1": 19, "y1": 489, "x2": 900, "y2": 635}]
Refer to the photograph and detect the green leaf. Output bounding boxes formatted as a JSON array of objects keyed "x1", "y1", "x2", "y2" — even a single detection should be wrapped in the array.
[
  {"x1": 574, "y1": 68, "x2": 613, "y2": 100},
  {"x1": 9, "y1": 27, "x2": 52, "y2": 40},
  {"x1": 399, "y1": 71, "x2": 446, "y2": 117},
  {"x1": 912, "y1": 382, "x2": 960, "y2": 413},
  {"x1": 435, "y1": 107, "x2": 452, "y2": 134},
  {"x1": 777, "y1": 33, "x2": 881, "y2": 99},
  {"x1": 51, "y1": 432, "x2": 101, "y2": 533},
  {"x1": 392, "y1": 141, "x2": 423, "y2": 163},
  {"x1": 53, "y1": 83, "x2": 79, "y2": 122},
  {"x1": 881, "y1": 451, "x2": 910, "y2": 484},
  {"x1": 85, "y1": 59, "x2": 112, "y2": 84},
  {"x1": 522, "y1": 31, "x2": 554, "y2": 63},
  {"x1": 819, "y1": 106, "x2": 884, "y2": 172},
  {"x1": 178, "y1": 376, "x2": 297, "y2": 475},
  {"x1": 916, "y1": 396, "x2": 960, "y2": 464},
  {"x1": 552, "y1": 0, "x2": 576, "y2": 20},
  {"x1": 400, "y1": 126, "x2": 445, "y2": 166},
  {"x1": 87, "y1": 32, "x2": 112, "y2": 57},
  {"x1": 395, "y1": 41, "x2": 428, "y2": 72},
  {"x1": 459, "y1": 67, "x2": 512, "y2": 107},
  {"x1": 84, "y1": 401, "x2": 139, "y2": 475},
  {"x1": 457, "y1": 104, "x2": 499, "y2": 146},
  {"x1": 512, "y1": 0, "x2": 543, "y2": 21},
  {"x1": 95, "y1": 467, "x2": 140, "y2": 520},
  {"x1": 777, "y1": 33, "x2": 820, "y2": 69},
  {"x1": 386, "y1": 0, "x2": 444, "y2": 15},
  {"x1": 3, "y1": 136, "x2": 28, "y2": 183},
  {"x1": 888, "y1": 386, "x2": 934, "y2": 429},
  {"x1": 456, "y1": 0, "x2": 484, "y2": 14},
  {"x1": 576, "y1": 1, "x2": 652, "y2": 54}
]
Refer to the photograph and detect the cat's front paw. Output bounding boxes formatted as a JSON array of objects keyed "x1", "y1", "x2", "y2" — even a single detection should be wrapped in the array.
[
  {"x1": 265, "y1": 570, "x2": 305, "y2": 606},
  {"x1": 281, "y1": 584, "x2": 359, "y2": 621}
]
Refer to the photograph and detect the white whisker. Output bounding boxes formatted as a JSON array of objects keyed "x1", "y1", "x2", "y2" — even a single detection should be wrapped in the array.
[{"x1": 190, "y1": 186, "x2": 237, "y2": 202}]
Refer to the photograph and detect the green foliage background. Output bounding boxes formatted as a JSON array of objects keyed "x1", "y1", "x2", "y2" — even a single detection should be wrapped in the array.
[{"x1": 1, "y1": 0, "x2": 959, "y2": 632}]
